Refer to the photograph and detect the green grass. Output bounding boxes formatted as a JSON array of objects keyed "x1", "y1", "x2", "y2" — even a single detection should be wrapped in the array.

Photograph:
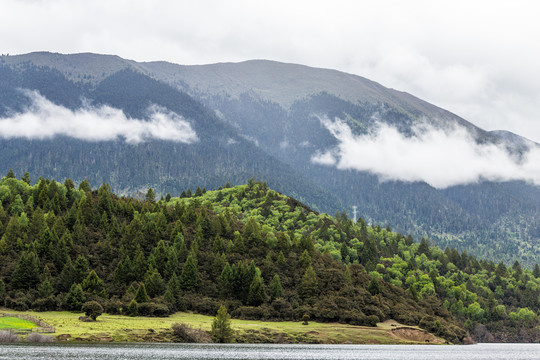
[
  {"x1": 0, "y1": 309, "x2": 445, "y2": 344},
  {"x1": 0, "y1": 316, "x2": 37, "y2": 330}
]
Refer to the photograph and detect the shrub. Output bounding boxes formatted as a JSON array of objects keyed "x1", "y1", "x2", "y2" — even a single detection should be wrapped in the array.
[
  {"x1": 126, "y1": 300, "x2": 138, "y2": 317},
  {"x1": 5, "y1": 296, "x2": 29, "y2": 311},
  {"x1": 25, "y1": 333, "x2": 55, "y2": 343},
  {"x1": 32, "y1": 296, "x2": 58, "y2": 311},
  {"x1": 104, "y1": 299, "x2": 123, "y2": 315},
  {"x1": 192, "y1": 297, "x2": 219, "y2": 315},
  {"x1": 340, "y1": 310, "x2": 367, "y2": 326},
  {"x1": 172, "y1": 323, "x2": 212, "y2": 343},
  {"x1": 137, "y1": 302, "x2": 156, "y2": 316},
  {"x1": 152, "y1": 303, "x2": 170, "y2": 317},
  {"x1": 81, "y1": 301, "x2": 104, "y2": 321},
  {"x1": 0, "y1": 330, "x2": 20, "y2": 343},
  {"x1": 366, "y1": 315, "x2": 379, "y2": 327}
]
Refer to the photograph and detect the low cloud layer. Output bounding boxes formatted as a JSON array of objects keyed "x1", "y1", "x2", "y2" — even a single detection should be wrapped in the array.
[
  {"x1": 0, "y1": 91, "x2": 198, "y2": 144},
  {"x1": 312, "y1": 117, "x2": 540, "y2": 189}
]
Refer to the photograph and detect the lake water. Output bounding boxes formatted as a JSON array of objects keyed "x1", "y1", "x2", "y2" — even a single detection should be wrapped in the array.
[{"x1": 0, "y1": 343, "x2": 538, "y2": 360}]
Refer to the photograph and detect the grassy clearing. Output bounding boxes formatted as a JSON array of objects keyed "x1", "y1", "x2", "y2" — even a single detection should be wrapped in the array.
[
  {"x1": 0, "y1": 309, "x2": 443, "y2": 344},
  {"x1": 0, "y1": 316, "x2": 37, "y2": 330}
]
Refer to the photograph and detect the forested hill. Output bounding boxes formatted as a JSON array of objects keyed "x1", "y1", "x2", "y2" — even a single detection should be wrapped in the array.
[
  {"x1": 0, "y1": 52, "x2": 538, "y2": 268},
  {"x1": 0, "y1": 173, "x2": 539, "y2": 343}
]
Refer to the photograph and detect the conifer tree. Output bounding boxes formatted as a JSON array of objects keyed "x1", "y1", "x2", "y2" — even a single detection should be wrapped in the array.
[
  {"x1": 65, "y1": 283, "x2": 85, "y2": 311},
  {"x1": 300, "y1": 265, "x2": 319, "y2": 301},
  {"x1": 218, "y1": 262, "x2": 233, "y2": 298},
  {"x1": 73, "y1": 255, "x2": 90, "y2": 284},
  {"x1": 180, "y1": 254, "x2": 199, "y2": 290},
  {"x1": 21, "y1": 172, "x2": 31, "y2": 185},
  {"x1": 58, "y1": 256, "x2": 76, "y2": 292},
  {"x1": 145, "y1": 188, "x2": 155, "y2": 203},
  {"x1": 134, "y1": 283, "x2": 149, "y2": 303},
  {"x1": 211, "y1": 305, "x2": 234, "y2": 343},
  {"x1": 533, "y1": 264, "x2": 540, "y2": 279},
  {"x1": 81, "y1": 270, "x2": 107, "y2": 298},
  {"x1": 11, "y1": 251, "x2": 40, "y2": 289},
  {"x1": 132, "y1": 248, "x2": 147, "y2": 281},
  {"x1": 144, "y1": 268, "x2": 166, "y2": 298},
  {"x1": 269, "y1": 274, "x2": 283, "y2": 300},
  {"x1": 247, "y1": 271, "x2": 266, "y2": 306},
  {"x1": 37, "y1": 279, "x2": 54, "y2": 298}
]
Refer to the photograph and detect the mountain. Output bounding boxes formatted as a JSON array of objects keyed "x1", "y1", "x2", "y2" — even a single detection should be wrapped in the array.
[{"x1": 0, "y1": 52, "x2": 539, "y2": 267}]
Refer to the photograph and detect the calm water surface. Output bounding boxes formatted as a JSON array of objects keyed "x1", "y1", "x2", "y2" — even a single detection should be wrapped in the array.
[{"x1": 0, "y1": 343, "x2": 538, "y2": 360}]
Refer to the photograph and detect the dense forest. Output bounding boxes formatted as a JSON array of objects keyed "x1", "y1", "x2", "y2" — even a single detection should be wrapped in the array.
[
  {"x1": 1, "y1": 58, "x2": 539, "y2": 268},
  {"x1": 0, "y1": 171, "x2": 538, "y2": 343}
]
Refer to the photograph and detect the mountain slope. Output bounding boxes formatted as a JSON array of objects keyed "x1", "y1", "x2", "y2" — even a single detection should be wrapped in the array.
[
  {"x1": 0, "y1": 59, "x2": 341, "y2": 212},
  {"x1": 0, "y1": 52, "x2": 538, "y2": 266}
]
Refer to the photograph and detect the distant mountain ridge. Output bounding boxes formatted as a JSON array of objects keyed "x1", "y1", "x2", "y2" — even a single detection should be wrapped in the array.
[{"x1": 0, "y1": 52, "x2": 538, "y2": 266}]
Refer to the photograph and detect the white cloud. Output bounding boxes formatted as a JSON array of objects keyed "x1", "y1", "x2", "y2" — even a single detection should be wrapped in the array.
[
  {"x1": 1, "y1": 1, "x2": 540, "y2": 142},
  {"x1": 312, "y1": 117, "x2": 540, "y2": 189},
  {"x1": 0, "y1": 91, "x2": 198, "y2": 144}
]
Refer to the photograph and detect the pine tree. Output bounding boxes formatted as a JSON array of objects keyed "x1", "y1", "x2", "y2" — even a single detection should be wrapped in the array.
[
  {"x1": 78, "y1": 178, "x2": 92, "y2": 193},
  {"x1": 211, "y1": 305, "x2": 234, "y2": 343},
  {"x1": 73, "y1": 255, "x2": 90, "y2": 284},
  {"x1": 81, "y1": 270, "x2": 107, "y2": 298},
  {"x1": 247, "y1": 271, "x2": 266, "y2": 306},
  {"x1": 144, "y1": 269, "x2": 166, "y2": 298},
  {"x1": 65, "y1": 283, "x2": 85, "y2": 311},
  {"x1": 417, "y1": 237, "x2": 431, "y2": 257},
  {"x1": 269, "y1": 274, "x2": 283, "y2": 300},
  {"x1": 300, "y1": 265, "x2": 319, "y2": 301},
  {"x1": 21, "y1": 172, "x2": 31, "y2": 185},
  {"x1": 37, "y1": 279, "x2": 54, "y2": 298},
  {"x1": 11, "y1": 251, "x2": 41, "y2": 289},
  {"x1": 58, "y1": 257, "x2": 76, "y2": 292},
  {"x1": 145, "y1": 188, "x2": 155, "y2": 203},
  {"x1": 533, "y1": 264, "x2": 540, "y2": 279},
  {"x1": 134, "y1": 283, "x2": 150, "y2": 303},
  {"x1": 218, "y1": 262, "x2": 233, "y2": 298},
  {"x1": 180, "y1": 254, "x2": 200, "y2": 290}
]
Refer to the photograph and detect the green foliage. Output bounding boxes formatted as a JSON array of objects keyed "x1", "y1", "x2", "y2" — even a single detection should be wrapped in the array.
[
  {"x1": 127, "y1": 299, "x2": 138, "y2": 317},
  {"x1": 134, "y1": 283, "x2": 150, "y2": 303},
  {"x1": 65, "y1": 284, "x2": 85, "y2": 311},
  {"x1": 0, "y1": 175, "x2": 537, "y2": 342},
  {"x1": 81, "y1": 270, "x2": 107, "y2": 298},
  {"x1": 180, "y1": 254, "x2": 200, "y2": 291},
  {"x1": 269, "y1": 274, "x2": 283, "y2": 300},
  {"x1": 301, "y1": 265, "x2": 319, "y2": 301},
  {"x1": 211, "y1": 305, "x2": 234, "y2": 343},
  {"x1": 11, "y1": 251, "x2": 40, "y2": 290},
  {"x1": 0, "y1": 279, "x2": 5, "y2": 306},
  {"x1": 82, "y1": 301, "x2": 104, "y2": 320}
]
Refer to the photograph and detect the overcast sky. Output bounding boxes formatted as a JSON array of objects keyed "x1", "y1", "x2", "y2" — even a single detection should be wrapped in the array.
[{"x1": 2, "y1": 0, "x2": 540, "y2": 142}]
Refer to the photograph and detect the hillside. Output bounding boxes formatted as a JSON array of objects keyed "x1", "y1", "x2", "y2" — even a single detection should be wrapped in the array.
[
  {"x1": 0, "y1": 52, "x2": 539, "y2": 267},
  {"x1": 0, "y1": 174, "x2": 539, "y2": 342}
]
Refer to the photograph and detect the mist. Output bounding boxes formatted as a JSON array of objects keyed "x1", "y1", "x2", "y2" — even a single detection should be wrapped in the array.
[
  {"x1": 312, "y1": 117, "x2": 540, "y2": 188},
  {"x1": 0, "y1": 91, "x2": 199, "y2": 144}
]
